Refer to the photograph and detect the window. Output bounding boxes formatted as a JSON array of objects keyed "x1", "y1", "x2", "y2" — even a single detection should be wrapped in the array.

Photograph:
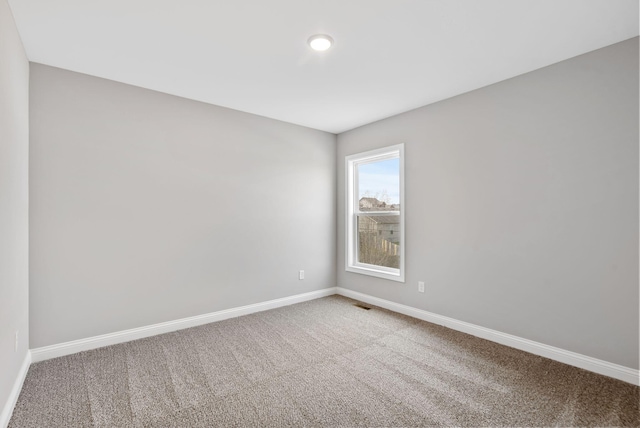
[{"x1": 345, "y1": 144, "x2": 404, "y2": 282}]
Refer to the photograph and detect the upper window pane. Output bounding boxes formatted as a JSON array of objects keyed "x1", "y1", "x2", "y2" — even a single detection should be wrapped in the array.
[{"x1": 357, "y1": 158, "x2": 400, "y2": 212}]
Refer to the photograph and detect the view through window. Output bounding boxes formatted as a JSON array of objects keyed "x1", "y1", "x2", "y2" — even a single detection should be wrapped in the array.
[{"x1": 357, "y1": 158, "x2": 400, "y2": 269}]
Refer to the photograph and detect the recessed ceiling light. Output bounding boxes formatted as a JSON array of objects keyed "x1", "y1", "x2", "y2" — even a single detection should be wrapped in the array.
[{"x1": 308, "y1": 34, "x2": 334, "y2": 52}]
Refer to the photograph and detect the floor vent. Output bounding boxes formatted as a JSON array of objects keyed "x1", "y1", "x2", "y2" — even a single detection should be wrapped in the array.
[{"x1": 353, "y1": 303, "x2": 371, "y2": 310}]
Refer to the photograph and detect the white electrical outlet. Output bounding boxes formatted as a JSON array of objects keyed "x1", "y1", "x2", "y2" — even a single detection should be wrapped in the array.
[
  {"x1": 418, "y1": 281, "x2": 425, "y2": 293},
  {"x1": 299, "y1": 270, "x2": 305, "y2": 280},
  {"x1": 14, "y1": 331, "x2": 18, "y2": 352}
]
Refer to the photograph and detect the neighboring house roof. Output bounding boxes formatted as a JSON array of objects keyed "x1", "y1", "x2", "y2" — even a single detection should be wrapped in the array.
[
  {"x1": 359, "y1": 197, "x2": 382, "y2": 204},
  {"x1": 359, "y1": 197, "x2": 399, "y2": 213},
  {"x1": 359, "y1": 215, "x2": 400, "y2": 225}
]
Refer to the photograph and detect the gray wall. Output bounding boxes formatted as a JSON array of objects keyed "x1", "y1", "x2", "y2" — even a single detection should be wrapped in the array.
[
  {"x1": 337, "y1": 38, "x2": 639, "y2": 369},
  {"x1": 0, "y1": 0, "x2": 29, "y2": 417},
  {"x1": 30, "y1": 64, "x2": 336, "y2": 348}
]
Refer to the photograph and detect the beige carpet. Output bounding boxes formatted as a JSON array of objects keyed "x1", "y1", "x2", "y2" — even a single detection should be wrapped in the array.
[{"x1": 9, "y1": 295, "x2": 640, "y2": 427}]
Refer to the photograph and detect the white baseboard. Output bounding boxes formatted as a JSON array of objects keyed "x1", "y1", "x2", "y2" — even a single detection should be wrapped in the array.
[
  {"x1": 336, "y1": 287, "x2": 639, "y2": 386},
  {"x1": 31, "y1": 287, "x2": 337, "y2": 363},
  {"x1": 26, "y1": 285, "x2": 640, "y2": 386},
  {"x1": 1, "y1": 350, "x2": 31, "y2": 428}
]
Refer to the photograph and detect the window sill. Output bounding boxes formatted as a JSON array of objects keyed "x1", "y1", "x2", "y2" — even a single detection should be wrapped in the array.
[{"x1": 346, "y1": 264, "x2": 405, "y2": 283}]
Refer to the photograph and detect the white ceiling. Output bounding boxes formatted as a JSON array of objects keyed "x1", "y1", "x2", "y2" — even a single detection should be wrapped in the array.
[{"x1": 7, "y1": 0, "x2": 639, "y2": 134}]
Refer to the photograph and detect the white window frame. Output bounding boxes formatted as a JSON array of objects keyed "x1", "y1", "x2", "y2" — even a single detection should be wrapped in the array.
[{"x1": 345, "y1": 144, "x2": 405, "y2": 282}]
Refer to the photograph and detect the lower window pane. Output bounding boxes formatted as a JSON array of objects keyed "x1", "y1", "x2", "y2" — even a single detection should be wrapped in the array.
[{"x1": 357, "y1": 215, "x2": 400, "y2": 269}]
